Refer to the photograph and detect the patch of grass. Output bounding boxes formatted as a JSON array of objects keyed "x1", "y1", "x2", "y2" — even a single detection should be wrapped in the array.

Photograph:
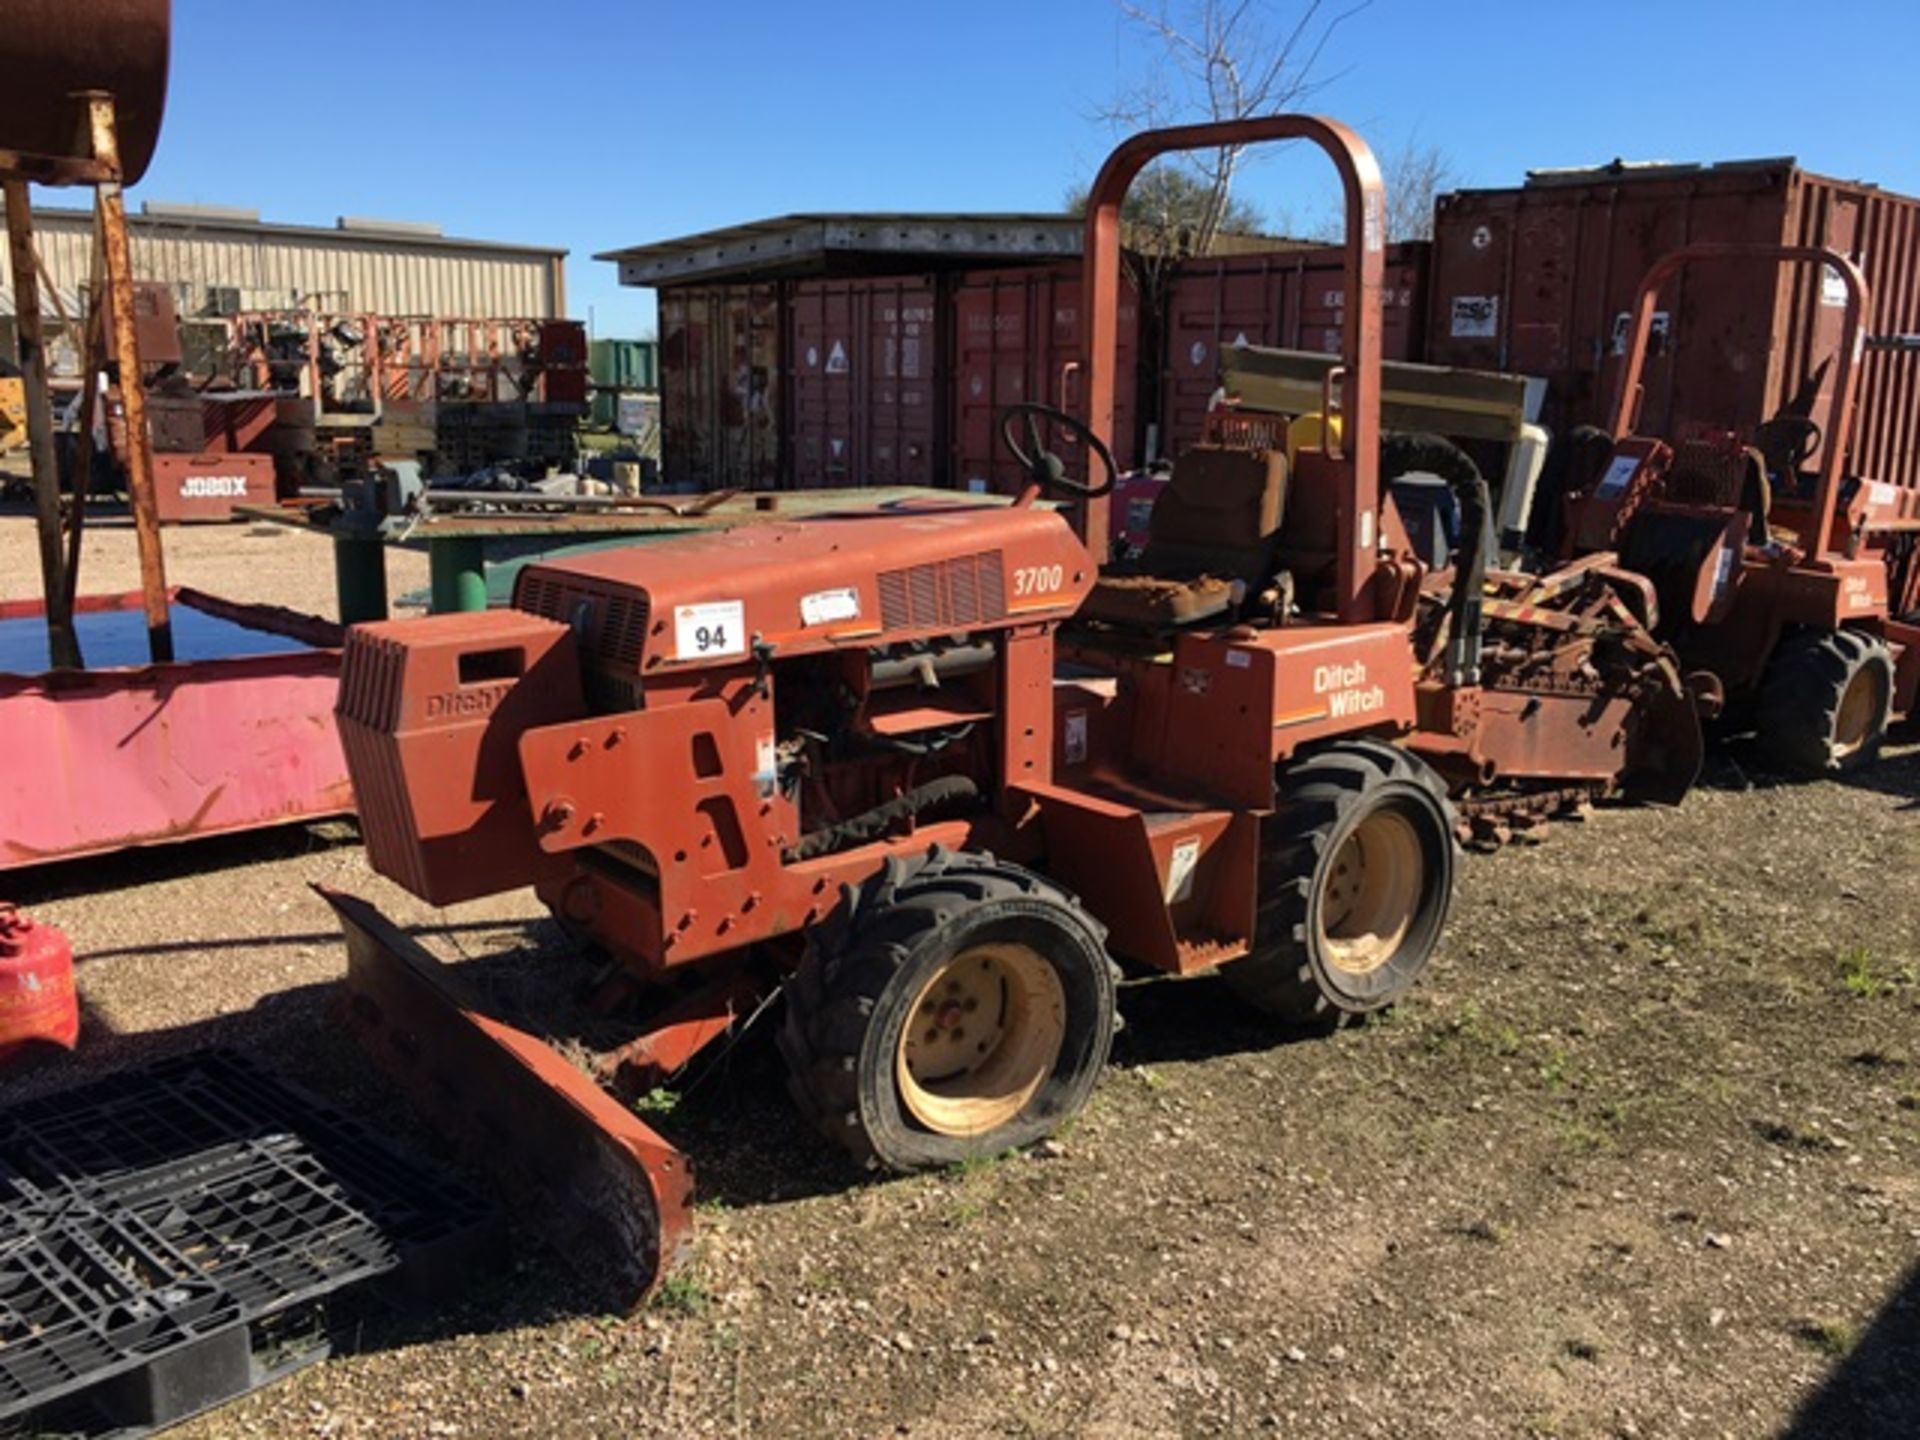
[
  {"x1": 1840, "y1": 945, "x2": 1886, "y2": 1000},
  {"x1": 1794, "y1": 1317, "x2": 1857, "y2": 1358},
  {"x1": 1557, "y1": 1121, "x2": 1612, "y2": 1155},
  {"x1": 951, "y1": 1148, "x2": 1016, "y2": 1178},
  {"x1": 1538, "y1": 1044, "x2": 1572, "y2": 1090},
  {"x1": 652, "y1": 1273, "x2": 709, "y2": 1317},
  {"x1": 634, "y1": 1087, "x2": 681, "y2": 1116},
  {"x1": 1135, "y1": 1066, "x2": 1168, "y2": 1091}
]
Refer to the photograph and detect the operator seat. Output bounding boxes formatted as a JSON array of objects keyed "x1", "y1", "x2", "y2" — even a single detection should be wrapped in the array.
[{"x1": 1080, "y1": 445, "x2": 1288, "y2": 627}]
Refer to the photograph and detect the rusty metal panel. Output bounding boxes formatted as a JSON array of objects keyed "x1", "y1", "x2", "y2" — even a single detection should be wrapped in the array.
[
  {"x1": 0, "y1": 0, "x2": 169, "y2": 184},
  {"x1": 0, "y1": 588, "x2": 350, "y2": 870},
  {"x1": 1427, "y1": 162, "x2": 1920, "y2": 488},
  {"x1": 952, "y1": 263, "x2": 1139, "y2": 494},
  {"x1": 1781, "y1": 172, "x2": 1920, "y2": 490},
  {"x1": 658, "y1": 285, "x2": 781, "y2": 490},
  {"x1": 1162, "y1": 243, "x2": 1427, "y2": 459},
  {"x1": 786, "y1": 276, "x2": 945, "y2": 489}
]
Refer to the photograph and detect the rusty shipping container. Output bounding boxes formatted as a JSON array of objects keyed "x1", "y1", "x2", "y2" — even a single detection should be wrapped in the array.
[
  {"x1": 786, "y1": 276, "x2": 945, "y2": 489},
  {"x1": 952, "y1": 263, "x2": 1140, "y2": 493},
  {"x1": 657, "y1": 285, "x2": 781, "y2": 490},
  {"x1": 1161, "y1": 242, "x2": 1429, "y2": 458},
  {"x1": 1427, "y1": 159, "x2": 1920, "y2": 487}
]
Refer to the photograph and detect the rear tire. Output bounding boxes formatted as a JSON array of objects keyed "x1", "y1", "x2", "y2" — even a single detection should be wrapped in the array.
[
  {"x1": 1224, "y1": 740, "x2": 1456, "y2": 1027},
  {"x1": 1755, "y1": 629, "x2": 1893, "y2": 776},
  {"x1": 779, "y1": 847, "x2": 1118, "y2": 1171}
]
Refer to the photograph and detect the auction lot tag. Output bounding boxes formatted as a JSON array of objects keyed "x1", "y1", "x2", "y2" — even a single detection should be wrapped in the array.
[{"x1": 674, "y1": 600, "x2": 746, "y2": 659}]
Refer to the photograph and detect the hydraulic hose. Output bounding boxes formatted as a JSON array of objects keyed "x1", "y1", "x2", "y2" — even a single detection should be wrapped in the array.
[{"x1": 1383, "y1": 432, "x2": 1491, "y2": 686}]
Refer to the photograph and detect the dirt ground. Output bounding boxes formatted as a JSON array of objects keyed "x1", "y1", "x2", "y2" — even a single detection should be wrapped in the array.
[{"x1": 2, "y1": 511, "x2": 1917, "y2": 1439}]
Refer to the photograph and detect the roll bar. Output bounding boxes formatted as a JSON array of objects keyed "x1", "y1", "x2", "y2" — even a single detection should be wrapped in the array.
[
  {"x1": 1081, "y1": 115, "x2": 1388, "y2": 622},
  {"x1": 1610, "y1": 242, "x2": 1869, "y2": 564}
]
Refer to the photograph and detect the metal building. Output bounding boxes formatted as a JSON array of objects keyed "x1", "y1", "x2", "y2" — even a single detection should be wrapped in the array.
[{"x1": 0, "y1": 201, "x2": 567, "y2": 322}]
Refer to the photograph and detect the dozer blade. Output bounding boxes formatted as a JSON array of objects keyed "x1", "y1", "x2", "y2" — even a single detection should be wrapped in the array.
[{"x1": 316, "y1": 887, "x2": 694, "y2": 1308}]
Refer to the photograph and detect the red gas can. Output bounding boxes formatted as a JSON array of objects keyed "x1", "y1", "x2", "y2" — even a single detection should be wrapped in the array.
[{"x1": 0, "y1": 906, "x2": 79, "y2": 1062}]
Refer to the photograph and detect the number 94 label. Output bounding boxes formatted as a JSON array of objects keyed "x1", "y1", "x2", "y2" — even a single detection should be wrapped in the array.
[{"x1": 673, "y1": 600, "x2": 747, "y2": 659}]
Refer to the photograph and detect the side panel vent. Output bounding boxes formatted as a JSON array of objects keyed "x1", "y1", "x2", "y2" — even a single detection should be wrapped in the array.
[
  {"x1": 876, "y1": 550, "x2": 1006, "y2": 631},
  {"x1": 517, "y1": 578, "x2": 651, "y2": 674}
]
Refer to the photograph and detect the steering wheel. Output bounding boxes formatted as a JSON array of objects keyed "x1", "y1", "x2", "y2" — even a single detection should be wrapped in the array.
[
  {"x1": 1759, "y1": 413, "x2": 1822, "y2": 471},
  {"x1": 998, "y1": 402, "x2": 1117, "y2": 499}
]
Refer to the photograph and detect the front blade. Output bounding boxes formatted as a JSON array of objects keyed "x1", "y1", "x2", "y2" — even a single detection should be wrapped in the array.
[{"x1": 317, "y1": 887, "x2": 695, "y2": 1308}]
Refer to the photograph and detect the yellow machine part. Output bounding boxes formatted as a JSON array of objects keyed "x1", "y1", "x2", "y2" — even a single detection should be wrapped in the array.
[{"x1": 0, "y1": 377, "x2": 26, "y2": 455}]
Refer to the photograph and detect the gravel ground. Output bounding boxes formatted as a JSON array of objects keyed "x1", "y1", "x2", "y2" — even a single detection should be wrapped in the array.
[
  {"x1": 0, "y1": 498, "x2": 426, "y2": 620},
  {"x1": 2, "y1": 508, "x2": 1917, "y2": 1439}
]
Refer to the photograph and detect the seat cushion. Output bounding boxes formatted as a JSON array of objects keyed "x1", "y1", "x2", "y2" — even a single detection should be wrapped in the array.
[
  {"x1": 1145, "y1": 446, "x2": 1287, "y2": 570},
  {"x1": 1080, "y1": 573, "x2": 1235, "y2": 628}
]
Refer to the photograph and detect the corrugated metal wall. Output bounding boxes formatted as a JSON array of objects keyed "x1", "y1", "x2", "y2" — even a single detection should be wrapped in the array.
[{"x1": 0, "y1": 211, "x2": 562, "y2": 320}]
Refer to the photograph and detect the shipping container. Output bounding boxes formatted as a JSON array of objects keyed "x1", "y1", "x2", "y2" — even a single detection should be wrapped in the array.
[
  {"x1": 1161, "y1": 242, "x2": 1429, "y2": 458},
  {"x1": 657, "y1": 285, "x2": 781, "y2": 490},
  {"x1": 786, "y1": 276, "x2": 946, "y2": 489},
  {"x1": 1426, "y1": 160, "x2": 1920, "y2": 487},
  {"x1": 591, "y1": 338, "x2": 658, "y2": 431},
  {"x1": 590, "y1": 338, "x2": 659, "y2": 393},
  {"x1": 951, "y1": 263, "x2": 1140, "y2": 494}
]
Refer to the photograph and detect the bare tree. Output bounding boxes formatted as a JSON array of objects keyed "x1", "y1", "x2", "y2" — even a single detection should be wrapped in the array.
[
  {"x1": 1379, "y1": 138, "x2": 1457, "y2": 242},
  {"x1": 1099, "y1": 0, "x2": 1369, "y2": 258}
]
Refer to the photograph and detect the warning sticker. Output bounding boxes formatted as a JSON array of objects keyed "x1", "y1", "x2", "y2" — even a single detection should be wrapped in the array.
[
  {"x1": 800, "y1": 587, "x2": 860, "y2": 626},
  {"x1": 1449, "y1": 295, "x2": 1498, "y2": 339},
  {"x1": 673, "y1": 600, "x2": 746, "y2": 660},
  {"x1": 1595, "y1": 454, "x2": 1640, "y2": 500},
  {"x1": 1064, "y1": 709, "x2": 1089, "y2": 766},
  {"x1": 825, "y1": 340, "x2": 849, "y2": 373},
  {"x1": 1165, "y1": 837, "x2": 1202, "y2": 905}
]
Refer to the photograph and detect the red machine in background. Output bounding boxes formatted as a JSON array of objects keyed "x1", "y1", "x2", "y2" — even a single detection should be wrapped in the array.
[
  {"x1": 1552, "y1": 243, "x2": 1920, "y2": 773},
  {"x1": 322, "y1": 115, "x2": 1705, "y2": 1304}
]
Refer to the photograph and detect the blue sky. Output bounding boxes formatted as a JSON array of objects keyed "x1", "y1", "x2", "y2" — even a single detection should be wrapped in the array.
[{"x1": 133, "y1": 0, "x2": 1920, "y2": 337}]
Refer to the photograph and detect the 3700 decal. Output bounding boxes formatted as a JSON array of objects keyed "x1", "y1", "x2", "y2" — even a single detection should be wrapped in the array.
[{"x1": 1013, "y1": 564, "x2": 1065, "y2": 598}]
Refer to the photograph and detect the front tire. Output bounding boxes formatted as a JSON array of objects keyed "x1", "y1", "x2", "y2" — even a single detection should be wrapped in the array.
[
  {"x1": 779, "y1": 848, "x2": 1118, "y2": 1171},
  {"x1": 1224, "y1": 740, "x2": 1456, "y2": 1027},
  {"x1": 1756, "y1": 629, "x2": 1894, "y2": 776}
]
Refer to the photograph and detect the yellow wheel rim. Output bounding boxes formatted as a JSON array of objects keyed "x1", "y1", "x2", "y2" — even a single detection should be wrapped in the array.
[
  {"x1": 895, "y1": 943, "x2": 1065, "y2": 1137},
  {"x1": 1318, "y1": 811, "x2": 1424, "y2": 976},
  {"x1": 1833, "y1": 663, "x2": 1884, "y2": 758}
]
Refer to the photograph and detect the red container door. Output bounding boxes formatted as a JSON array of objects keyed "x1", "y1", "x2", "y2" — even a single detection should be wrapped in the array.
[
  {"x1": 788, "y1": 277, "x2": 944, "y2": 489},
  {"x1": 1162, "y1": 244, "x2": 1427, "y2": 459},
  {"x1": 658, "y1": 285, "x2": 780, "y2": 490},
  {"x1": 951, "y1": 264, "x2": 1138, "y2": 495},
  {"x1": 1782, "y1": 175, "x2": 1920, "y2": 488}
]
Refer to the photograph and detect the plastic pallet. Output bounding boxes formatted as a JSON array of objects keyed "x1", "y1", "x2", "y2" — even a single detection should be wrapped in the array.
[{"x1": 0, "y1": 1051, "x2": 494, "y2": 1437}]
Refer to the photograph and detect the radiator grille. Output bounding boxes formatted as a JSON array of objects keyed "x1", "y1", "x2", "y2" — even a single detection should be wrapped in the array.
[
  {"x1": 518, "y1": 576, "x2": 651, "y2": 670},
  {"x1": 876, "y1": 550, "x2": 1006, "y2": 631}
]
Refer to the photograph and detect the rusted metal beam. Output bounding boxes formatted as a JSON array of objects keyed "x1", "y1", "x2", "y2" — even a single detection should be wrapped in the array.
[
  {"x1": 87, "y1": 94, "x2": 172, "y2": 663},
  {"x1": 2, "y1": 178, "x2": 79, "y2": 671}
]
